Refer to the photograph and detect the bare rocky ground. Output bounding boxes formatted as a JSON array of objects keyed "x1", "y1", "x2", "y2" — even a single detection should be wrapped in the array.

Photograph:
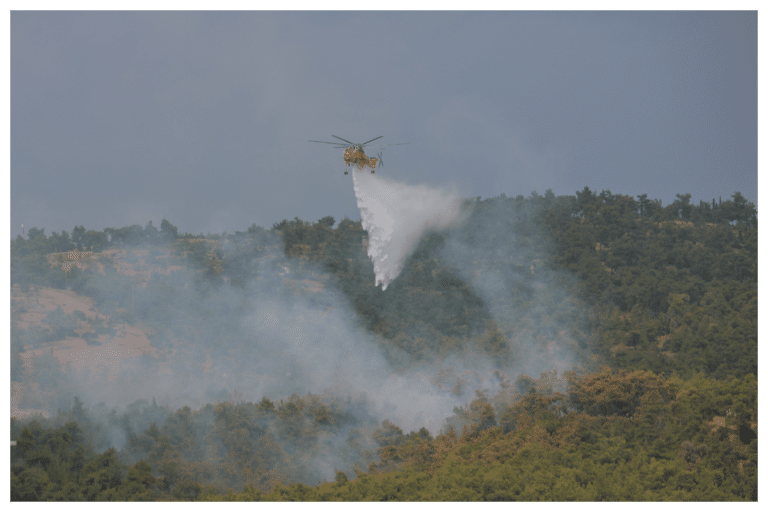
[
  {"x1": 10, "y1": 244, "x2": 326, "y2": 420},
  {"x1": 11, "y1": 250, "x2": 166, "y2": 417},
  {"x1": 12, "y1": 274, "x2": 157, "y2": 419}
]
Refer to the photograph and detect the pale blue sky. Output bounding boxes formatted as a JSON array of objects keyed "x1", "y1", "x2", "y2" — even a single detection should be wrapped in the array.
[{"x1": 10, "y1": 11, "x2": 757, "y2": 237}]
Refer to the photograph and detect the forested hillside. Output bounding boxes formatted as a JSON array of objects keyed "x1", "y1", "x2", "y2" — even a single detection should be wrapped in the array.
[{"x1": 10, "y1": 188, "x2": 757, "y2": 501}]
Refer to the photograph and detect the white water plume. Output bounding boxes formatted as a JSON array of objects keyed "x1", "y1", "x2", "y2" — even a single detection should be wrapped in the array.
[{"x1": 352, "y1": 170, "x2": 464, "y2": 290}]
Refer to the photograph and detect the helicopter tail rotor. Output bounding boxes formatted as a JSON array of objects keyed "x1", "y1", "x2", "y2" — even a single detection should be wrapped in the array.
[{"x1": 377, "y1": 151, "x2": 384, "y2": 167}]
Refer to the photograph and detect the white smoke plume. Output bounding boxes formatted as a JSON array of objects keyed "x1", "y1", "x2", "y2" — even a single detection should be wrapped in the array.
[
  {"x1": 12, "y1": 175, "x2": 589, "y2": 488},
  {"x1": 352, "y1": 171, "x2": 465, "y2": 290}
]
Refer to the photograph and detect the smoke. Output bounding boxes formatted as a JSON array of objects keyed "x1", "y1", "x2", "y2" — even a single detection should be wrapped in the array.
[
  {"x1": 12, "y1": 179, "x2": 592, "y2": 488},
  {"x1": 438, "y1": 196, "x2": 590, "y2": 380},
  {"x1": 352, "y1": 171, "x2": 465, "y2": 290},
  {"x1": 12, "y1": 239, "x2": 464, "y2": 436}
]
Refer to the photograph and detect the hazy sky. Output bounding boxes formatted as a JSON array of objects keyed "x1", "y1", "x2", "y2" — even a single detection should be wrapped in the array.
[{"x1": 10, "y1": 11, "x2": 757, "y2": 238}]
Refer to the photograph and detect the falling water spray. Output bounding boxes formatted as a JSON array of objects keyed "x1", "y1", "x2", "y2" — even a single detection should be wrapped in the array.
[{"x1": 351, "y1": 170, "x2": 465, "y2": 290}]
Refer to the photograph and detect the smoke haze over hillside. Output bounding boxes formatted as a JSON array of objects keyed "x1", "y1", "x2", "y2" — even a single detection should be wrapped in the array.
[{"x1": 11, "y1": 176, "x2": 592, "y2": 486}]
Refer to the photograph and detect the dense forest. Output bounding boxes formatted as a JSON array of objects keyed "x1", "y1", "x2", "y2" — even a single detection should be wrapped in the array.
[{"x1": 10, "y1": 188, "x2": 757, "y2": 501}]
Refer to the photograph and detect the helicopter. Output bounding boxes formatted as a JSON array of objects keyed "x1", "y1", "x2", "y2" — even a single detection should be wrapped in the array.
[{"x1": 309, "y1": 135, "x2": 408, "y2": 174}]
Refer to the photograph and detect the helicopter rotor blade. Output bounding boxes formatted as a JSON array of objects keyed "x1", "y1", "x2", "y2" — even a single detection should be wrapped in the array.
[
  {"x1": 361, "y1": 136, "x2": 384, "y2": 146},
  {"x1": 368, "y1": 143, "x2": 409, "y2": 149},
  {"x1": 309, "y1": 140, "x2": 348, "y2": 146},
  {"x1": 332, "y1": 135, "x2": 355, "y2": 145}
]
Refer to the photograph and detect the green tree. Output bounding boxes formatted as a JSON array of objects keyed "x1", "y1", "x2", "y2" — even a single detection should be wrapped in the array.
[
  {"x1": 80, "y1": 448, "x2": 124, "y2": 501},
  {"x1": 160, "y1": 219, "x2": 178, "y2": 242},
  {"x1": 317, "y1": 215, "x2": 336, "y2": 228},
  {"x1": 11, "y1": 467, "x2": 51, "y2": 501}
]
